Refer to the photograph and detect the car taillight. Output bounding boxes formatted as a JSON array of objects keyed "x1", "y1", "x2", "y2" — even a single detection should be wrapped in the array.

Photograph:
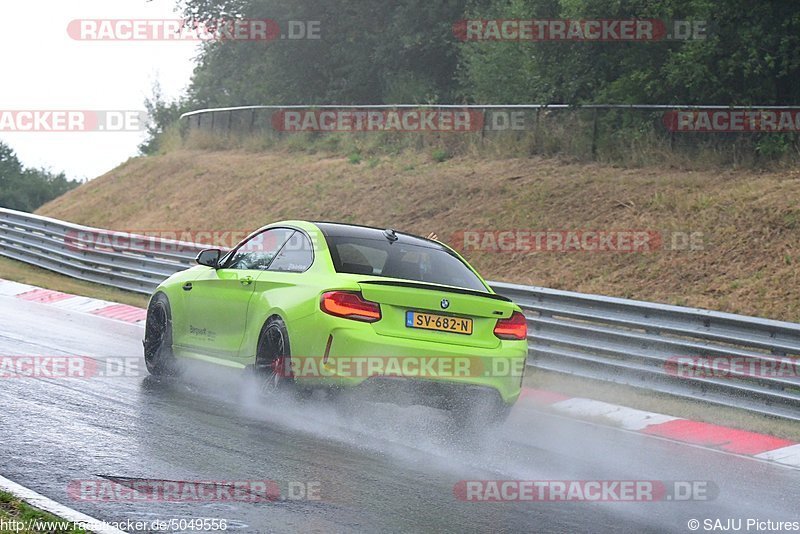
[
  {"x1": 320, "y1": 291, "x2": 382, "y2": 322},
  {"x1": 494, "y1": 311, "x2": 527, "y2": 340}
]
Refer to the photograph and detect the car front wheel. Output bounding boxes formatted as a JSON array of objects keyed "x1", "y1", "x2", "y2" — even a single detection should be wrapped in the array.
[{"x1": 143, "y1": 293, "x2": 178, "y2": 376}]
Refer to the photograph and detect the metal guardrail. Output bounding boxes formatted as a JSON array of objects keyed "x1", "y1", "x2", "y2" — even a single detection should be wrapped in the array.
[
  {"x1": 1, "y1": 207, "x2": 798, "y2": 421},
  {"x1": 493, "y1": 282, "x2": 800, "y2": 422},
  {"x1": 0, "y1": 208, "x2": 205, "y2": 295}
]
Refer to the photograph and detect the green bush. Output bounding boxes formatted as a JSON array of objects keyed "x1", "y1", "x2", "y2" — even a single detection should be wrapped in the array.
[{"x1": 431, "y1": 149, "x2": 450, "y2": 163}]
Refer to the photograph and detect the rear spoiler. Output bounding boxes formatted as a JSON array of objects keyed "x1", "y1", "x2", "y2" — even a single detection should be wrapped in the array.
[{"x1": 358, "y1": 279, "x2": 512, "y2": 303}]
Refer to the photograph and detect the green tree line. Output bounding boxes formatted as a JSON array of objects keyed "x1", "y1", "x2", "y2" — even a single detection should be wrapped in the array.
[
  {"x1": 141, "y1": 0, "x2": 800, "y2": 154},
  {"x1": 0, "y1": 142, "x2": 80, "y2": 212},
  {"x1": 172, "y1": 0, "x2": 799, "y2": 106}
]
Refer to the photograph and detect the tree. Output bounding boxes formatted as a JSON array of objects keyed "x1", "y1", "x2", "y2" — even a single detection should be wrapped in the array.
[
  {"x1": 0, "y1": 142, "x2": 79, "y2": 212},
  {"x1": 458, "y1": 0, "x2": 800, "y2": 106},
  {"x1": 179, "y1": 0, "x2": 483, "y2": 106},
  {"x1": 139, "y1": 81, "x2": 190, "y2": 155}
]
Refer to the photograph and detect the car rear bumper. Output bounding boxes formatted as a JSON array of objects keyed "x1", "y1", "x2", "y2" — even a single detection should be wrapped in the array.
[
  {"x1": 289, "y1": 318, "x2": 527, "y2": 405},
  {"x1": 342, "y1": 376, "x2": 511, "y2": 412}
]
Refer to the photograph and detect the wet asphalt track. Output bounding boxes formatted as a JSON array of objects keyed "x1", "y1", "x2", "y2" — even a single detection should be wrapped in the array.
[{"x1": 0, "y1": 295, "x2": 798, "y2": 533}]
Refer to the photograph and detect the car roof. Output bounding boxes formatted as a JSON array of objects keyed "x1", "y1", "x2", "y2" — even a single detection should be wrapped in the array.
[{"x1": 311, "y1": 221, "x2": 443, "y2": 249}]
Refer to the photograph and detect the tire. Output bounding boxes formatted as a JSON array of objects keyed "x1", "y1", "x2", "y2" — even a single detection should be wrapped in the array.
[
  {"x1": 254, "y1": 316, "x2": 294, "y2": 397},
  {"x1": 143, "y1": 293, "x2": 178, "y2": 376}
]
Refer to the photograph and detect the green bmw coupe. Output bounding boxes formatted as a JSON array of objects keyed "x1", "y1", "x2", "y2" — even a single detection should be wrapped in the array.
[{"x1": 144, "y1": 221, "x2": 528, "y2": 422}]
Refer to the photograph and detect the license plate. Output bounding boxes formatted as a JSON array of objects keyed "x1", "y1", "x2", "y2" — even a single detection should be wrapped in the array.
[{"x1": 406, "y1": 311, "x2": 473, "y2": 335}]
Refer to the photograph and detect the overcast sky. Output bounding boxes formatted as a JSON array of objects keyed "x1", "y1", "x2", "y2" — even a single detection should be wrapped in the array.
[{"x1": 0, "y1": 0, "x2": 198, "y2": 181}]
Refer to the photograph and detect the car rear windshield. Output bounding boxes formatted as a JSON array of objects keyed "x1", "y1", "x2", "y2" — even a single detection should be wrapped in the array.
[{"x1": 325, "y1": 235, "x2": 488, "y2": 292}]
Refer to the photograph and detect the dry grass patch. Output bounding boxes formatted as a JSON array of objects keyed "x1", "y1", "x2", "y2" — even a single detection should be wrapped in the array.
[{"x1": 37, "y1": 148, "x2": 800, "y2": 321}]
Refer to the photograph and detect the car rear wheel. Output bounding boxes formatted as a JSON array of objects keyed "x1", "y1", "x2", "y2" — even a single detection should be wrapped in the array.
[
  {"x1": 143, "y1": 293, "x2": 178, "y2": 376},
  {"x1": 254, "y1": 316, "x2": 294, "y2": 397}
]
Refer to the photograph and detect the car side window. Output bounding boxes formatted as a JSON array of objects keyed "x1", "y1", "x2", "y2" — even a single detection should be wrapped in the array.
[
  {"x1": 226, "y1": 228, "x2": 295, "y2": 271},
  {"x1": 268, "y1": 231, "x2": 314, "y2": 272}
]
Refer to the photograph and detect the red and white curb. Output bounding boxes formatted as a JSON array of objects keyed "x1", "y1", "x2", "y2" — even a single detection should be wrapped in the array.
[
  {"x1": 0, "y1": 279, "x2": 146, "y2": 324},
  {"x1": 520, "y1": 388, "x2": 800, "y2": 469}
]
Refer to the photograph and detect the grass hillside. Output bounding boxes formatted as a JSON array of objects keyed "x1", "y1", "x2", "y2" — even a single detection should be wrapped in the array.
[{"x1": 37, "y1": 148, "x2": 800, "y2": 322}]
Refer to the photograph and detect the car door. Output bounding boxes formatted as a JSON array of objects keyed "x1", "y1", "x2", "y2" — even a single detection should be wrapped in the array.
[{"x1": 177, "y1": 227, "x2": 295, "y2": 362}]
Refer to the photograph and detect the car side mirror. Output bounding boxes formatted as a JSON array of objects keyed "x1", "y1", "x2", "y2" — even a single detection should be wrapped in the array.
[{"x1": 196, "y1": 248, "x2": 222, "y2": 268}]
